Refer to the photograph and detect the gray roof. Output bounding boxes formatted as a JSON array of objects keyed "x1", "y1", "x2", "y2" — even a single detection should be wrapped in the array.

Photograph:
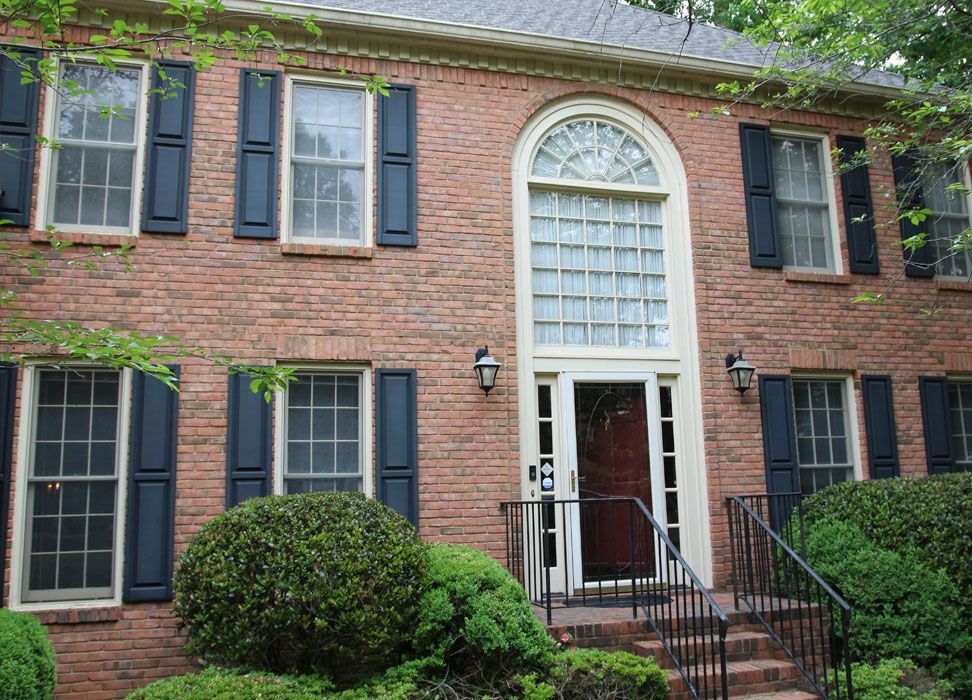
[{"x1": 292, "y1": 0, "x2": 903, "y2": 89}]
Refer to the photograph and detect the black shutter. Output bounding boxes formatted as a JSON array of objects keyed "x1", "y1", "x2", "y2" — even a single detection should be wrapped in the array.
[
  {"x1": 759, "y1": 375, "x2": 800, "y2": 494},
  {"x1": 918, "y1": 377, "x2": 956, "y2": 474},
  {"x1": 836, "y1": 136, "x2": 879, "y2": 274},
  {"x1": 226, "y1": 371, "x2": 272, "y2": 507},
  {"x1": 739, "y1": 123, "x2": 782, "y2": 268},
  {"x1": 377, "y1": 84, "x2": 417, "y2": 246},
  {"x1": 376, "y1": 369, "x2": 418, "y2": 528},
  {"x1": 124, "y1": 367, "x2": 179, "y2": 602},
  {"x1": 142, "y1": 61, "x2": 195, "y2": 234},
  {"x1": 861, "y1": 375, "x2": 899, "y2": 479},
  {"x1": 234, "y1": 70, "x2": 280, "y2": 239},
  {"x1": 891, "y1": 152, "x2": 933, "y2": 277},
  {"x1": 0, "y1": 364, "x2": 17, "y2": 605},
  {"x1": 0, "y1": 47, "x2": 40, "y2": 226}
]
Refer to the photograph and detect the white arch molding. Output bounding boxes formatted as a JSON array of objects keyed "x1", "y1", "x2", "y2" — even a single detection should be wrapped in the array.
[{"x1": 511, "y1": 96, "x2": 714, "y2": 585}]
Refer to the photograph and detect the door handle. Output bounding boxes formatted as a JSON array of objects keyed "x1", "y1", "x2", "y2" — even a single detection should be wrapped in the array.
[{"x1": 571, "y1": 470, "x2": 577, "y2": 492}]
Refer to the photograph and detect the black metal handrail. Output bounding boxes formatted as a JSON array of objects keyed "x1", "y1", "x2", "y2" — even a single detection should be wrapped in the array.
[
  {"x1": 501, "y1": 497, "x2": 729, "y2": 700},
  {"x1": 726, "y1": 494, "x2": 853, "y2": 700}
]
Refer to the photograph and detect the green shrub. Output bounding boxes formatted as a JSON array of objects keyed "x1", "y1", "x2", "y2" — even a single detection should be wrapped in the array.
[
  {"x1": 173, "y1": 492, "x2": 429, "y2": 683},
  {"x1": 802, "y1": 473, "x2": 972, "y2": 605},
  {"x1": 0, "y1": 608, "x2": 57, "y2": 700},
  {"x1": 804, "y1": 520, "x2": 972, "y2": 696},
  {"x1": 328, "y1": 658, "x2": 441, "y2": 700},
  {"x1": 541, "y1": 648, "x2": 668, "y2": 700},
  {"x1": 125, "y1": 668, "x2": 333, "y2": 700},
  {"x1": 839, "y1": 658, "x2": 955, "y2": 700},
  {"x1": 414, "y1": 543, "x2": 553, "y2": 672}
]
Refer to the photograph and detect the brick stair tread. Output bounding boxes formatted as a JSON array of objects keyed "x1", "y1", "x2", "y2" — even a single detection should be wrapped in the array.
[
  {"x1": 664, "y1": 658, "x2": 805, "y2": 698},
  {"x1": 742, "y1": 693, "x2": 817, "y2": 699}
]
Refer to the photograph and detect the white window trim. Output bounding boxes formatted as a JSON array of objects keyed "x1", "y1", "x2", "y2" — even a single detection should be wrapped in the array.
[
  {"x1": 770, "y1": 128, "x2": 843, "y2": 275},
  {"x1": 9, "y1": 365, "x2": 132, "y2": 611},
  {"x1": 35, "y1": 58, "x2": 151, "y2": 237},
  {"x1": 790, "y1": 374, "x2": 864, "y2": 486},
  {"x1": 280, "y1": 73, "x2": 375, "y2": 248},
  {"x1": 930, "y1": 164, "x2": 972, "y2": 282},
  {"x1": 272, "y1": 365, "x2": 374, "y2": 498},
  {"x1": 513, "y1": 96, "x2": 712, "y2": 586}
]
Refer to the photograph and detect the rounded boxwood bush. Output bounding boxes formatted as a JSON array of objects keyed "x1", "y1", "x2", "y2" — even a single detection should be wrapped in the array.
[
  {"x1": 802, "y1": 473, "x2": 972, "y2": 606},
  {"x1": 0, "y1": 608, "x2": 57, "y2": 700},
  {"x1": 838, "y1": 658, "x2": 954, "y2": 700},
  {"x1": 414, "y1": 543, "x2": 553, "y2": 671},
  {"x1": 804, "y1": 519, "x2": 972, "y2": 696},
  {"x1": 541, "y1": 648, "x2": 668, "y2": 700},
  {"x1": 174, "y1": 492, "x2": 429, "y2": 682},
  {"x1": 125, "y1": 668, "x2": 333, "y2": 700}
]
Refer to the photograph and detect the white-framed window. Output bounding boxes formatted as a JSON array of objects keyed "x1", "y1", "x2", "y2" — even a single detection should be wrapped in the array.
[
  {"x1": 274, "y1": 369, "x2": 372, "y2": 495},
  {"x1": 17, "y1": 368, "x2": 129, "y2": 605},
  {"x1": 948, "y1": 379, "x2": 972, "y2": 470},
  {"x1": 771, "y1": 133, "x2": 840, "y2": 272},
  {"x1": 925, "y1": 163, "x2": 972, "y2": 279},
  {"x1": 527, "y1": 119, "x2": 671, "y2": 350},
  {"x1": 282, "y1": 76, "x2": 373, "y2": 246},
  {"x1": 40, "y1": 61, "x2": 150, "y2": 235},
  {"x1": 792, "y1": 377, "x2": 857, "y2": 493}
]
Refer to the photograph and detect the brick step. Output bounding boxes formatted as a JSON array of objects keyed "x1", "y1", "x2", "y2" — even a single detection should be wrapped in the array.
[
  {"x1": 743, "y1": 693, "x2": 818, "y2": 699},
  {"x1": 634, "y1": 630, "x2": 787, "y2": 667},
  {"x1": 665, "y1": 658, "x2": 806, "y2": 699}
]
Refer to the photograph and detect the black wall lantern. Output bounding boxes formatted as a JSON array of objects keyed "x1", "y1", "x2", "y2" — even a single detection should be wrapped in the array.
[
  {"x1": 473, "y1": 345, "x2": 501, "y2": 395},
  {"x1": 725, "y1": 351, "x2": 756, "y2": 394}
]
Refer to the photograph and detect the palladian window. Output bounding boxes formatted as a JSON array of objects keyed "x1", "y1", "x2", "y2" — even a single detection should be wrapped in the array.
[{"x1": 528, "y1": 119, "x2": 669, "y2": 349}]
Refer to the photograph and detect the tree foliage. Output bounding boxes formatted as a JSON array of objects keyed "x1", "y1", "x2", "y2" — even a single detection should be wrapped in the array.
[{"x1": 634, "y1": 0, "x2": 972, "y2": 298}]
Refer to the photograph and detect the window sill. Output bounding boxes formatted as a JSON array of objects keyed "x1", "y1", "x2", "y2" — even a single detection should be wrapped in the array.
[
  {"x1": 280, "y1": 242, "x2": 373, "y2": 259},
  {"x1": 936, "y1": 279, "x2": 972, "y2": 293},
  {"x1": 29, "y1": 230, "x2": 136, "y2": 247},
  {"x1": 30, "y1": 605, "x2": 122, "y2": 625},
  {"x1": 783, "y1": 270, "x2": 852, "y2": 285}
]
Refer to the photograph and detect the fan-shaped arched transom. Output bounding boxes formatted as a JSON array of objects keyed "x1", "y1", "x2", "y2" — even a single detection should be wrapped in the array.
[{"x1": 531, "y1": 119, "x2": 660, "y2": 186}]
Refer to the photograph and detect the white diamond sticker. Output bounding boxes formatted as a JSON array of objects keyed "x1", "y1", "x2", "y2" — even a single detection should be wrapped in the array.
[{"x1": 540, "y1": 463, "x2": 554, "y2": 476}]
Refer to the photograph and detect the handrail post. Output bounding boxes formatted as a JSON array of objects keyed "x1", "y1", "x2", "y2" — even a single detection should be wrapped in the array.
[
  {"x1": 719, "y1": 619, "x2": 729, "y2": 700},
  {"x1": 628, "y1": 499, "x2": 637, "y2": 620},
  {"x1": 726, "y1": 498, "x2": 740, "y2": 609},
  {"x1": 841, "y1": 606, "x2": 853, "y2": 700}
]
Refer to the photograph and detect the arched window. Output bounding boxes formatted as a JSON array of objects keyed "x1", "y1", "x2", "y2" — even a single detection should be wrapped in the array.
[{"x1": 528, "y1": 118, "x2": 669, "y2": 349}]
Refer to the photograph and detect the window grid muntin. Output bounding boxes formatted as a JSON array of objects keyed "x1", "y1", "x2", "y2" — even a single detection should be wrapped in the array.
[
  {"x1": 792, "y1": 379, "x2": 853, "y2": 494},
  {"x1": 948, "y1": 381, "x2": 972, "y2": 469},
  {"x1": 529, "y1": 189, "x2": 670, "y2": 349},
  {"x1": 772, "y1": 135, "x2": 833, "y2": 271},
  {"x1": 24, "y1": 369, "x2": 121, "y2": 602},
  {"x1": 289, "y1": 83, "x2": 365, "y2": 244},
  {"x1": 283, "y1": 372, "x2": 363, "y2": 494},
  {"x1": 531, "y1": 119, "x2": 660, "y2": 186},
  {"x1": 925, "y1": 163, "x2": 972, "y2": 279},
  {"x1": 49, "y1": 64, "x2": 141, "y2": 230}
]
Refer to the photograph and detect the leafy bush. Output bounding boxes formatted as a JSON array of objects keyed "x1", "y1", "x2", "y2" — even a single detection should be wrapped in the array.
[
  {"x1": 537, "y1": 648, "x2": 668, "y2": 700},
  {"x1": 174, "y1": 492, "x2": 429, "y2": 683},
  {"x1": 802, "y1": 473, "x2": 972, "y2": 605},
  {"x1": 804, "y1": 520, "x2": 972, "y2": 696},
  {"x1": 0, "y1": 608, "x2": 57, "y2": 700},
  {"x1": 414, "y1": 543, "x2": 553, "y2": 672},
  {"x1": 328, "y1": 658, "x2": 441, "y2": 700},
  {"x1": 125, "y1": 668, "x2": 333, "y2": 700},
  {"x1": 839, "y1": 658, "x2": 955, "y2": 700}
]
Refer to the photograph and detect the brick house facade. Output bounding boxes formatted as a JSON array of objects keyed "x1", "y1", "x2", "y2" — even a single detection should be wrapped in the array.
[{"x1": 0, "y1": 1, "x2": 970, "y2": 697}]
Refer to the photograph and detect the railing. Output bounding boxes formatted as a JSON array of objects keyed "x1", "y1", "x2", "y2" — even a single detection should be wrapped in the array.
[
  {"x1": 726, "y1": 494, "x2": 853, "y2": 700},
  {"x1": 501, "y1": 497, "x2": 729, "y2": 700}
]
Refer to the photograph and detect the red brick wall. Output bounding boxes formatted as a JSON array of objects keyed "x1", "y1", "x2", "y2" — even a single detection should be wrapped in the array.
[{"x1": 1, "y1": 29, "x2": 970, "y2": 698}]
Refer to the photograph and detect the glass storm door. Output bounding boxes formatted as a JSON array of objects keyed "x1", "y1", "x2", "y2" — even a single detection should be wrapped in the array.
[{"x1": 562, "y1": 373, "x2": 668, "y2": 587}]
